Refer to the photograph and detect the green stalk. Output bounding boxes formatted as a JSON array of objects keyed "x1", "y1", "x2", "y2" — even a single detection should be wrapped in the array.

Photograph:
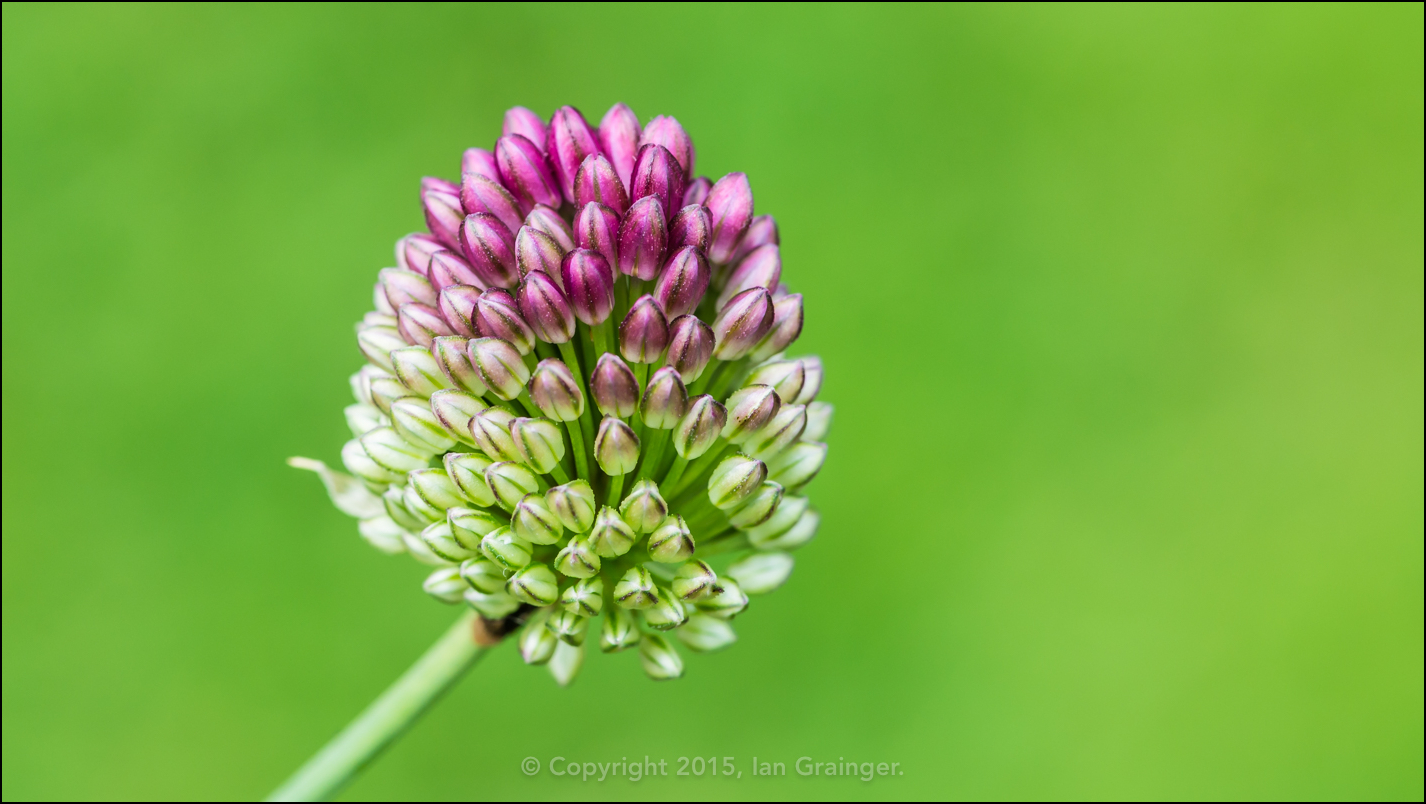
[
  {"x1": 564, "y1": 419, "x2": 590, "y2": 482},
  {"x1": 637, "y1": 428, "x2": 670, "y2": 481},
  {"x1": 267, "y1": 612, "x2": 490, "y2": 802},
  {"x1": 660, "y1": 455, "x2": 689, "y2": 491},
  {"x1": 606, "y1": 471, "x2": 625, "y2": 506}
]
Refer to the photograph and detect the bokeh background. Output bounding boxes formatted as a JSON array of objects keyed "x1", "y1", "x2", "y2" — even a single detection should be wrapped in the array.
[{"x1": 2, "y1": 3, "x2": 1421, "y2": 801}]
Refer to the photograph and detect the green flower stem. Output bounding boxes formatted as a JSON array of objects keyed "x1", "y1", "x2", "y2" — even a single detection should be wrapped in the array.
[
  {"x1": 267, "y1": 612, "x2": 489, "y2": 802},
  {"x1": 564, "y1": 419, "x2": 591, "y2": 482},
  {"x1": 637, "y1": 428, "x2": 670, "y2": 480},
  {"x1": 606, "y1": 471, "x2": 626, "y2": 506},
  {"x1": 669, "y1": 443, "x2": 734, "y2": 497},
  {"x1": 695, "y1": 531, "x2": 748, "y2": 558},
  {"x1": 660, "y1": 455, "x2": 690, "y2": 491},
  {"x1": 687, "y1": 361, "x2": 724, "y2": 398}
]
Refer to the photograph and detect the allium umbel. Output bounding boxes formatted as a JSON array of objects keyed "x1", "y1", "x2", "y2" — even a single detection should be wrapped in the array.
[{"x1": 293, "y1": 104, "x2": 831, "y2": 685}]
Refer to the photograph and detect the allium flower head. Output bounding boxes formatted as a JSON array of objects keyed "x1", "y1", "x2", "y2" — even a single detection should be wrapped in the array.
[{"x1": 293, "y1": 104, "x2": 832, "y2": 684}]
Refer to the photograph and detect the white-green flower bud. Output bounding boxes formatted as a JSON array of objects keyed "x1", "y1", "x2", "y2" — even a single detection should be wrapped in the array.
[
  {"x1": 409, "y1": 468, "x2": 465, "y2": 511},
  {"x1": 448, "y1": 507, "x2": 505, "y2": 551},
  {"x1": 357, "y1": 324, "x2": 405, "y2": 372},
  {"x1": 422, "y1": 567, "x2": 466, "y2": 603},
  {"x1": 511, "y1": 493, "x2": 563, "y2": 545},
  {"x1": 463, "y1": 587, "x2": 520, "y2": 619},
  {"x1": 519, "y1": 609, "x2": 558, "y2": 665},
  {"x1": 546, "y1": 480, "x2": 597, "y2": 532},
  {"x1": 727, "y1": 551, "x2": 794, "y2": 595},
  {"x1": 766, "y1": 441, "x2": 826, "y2": 489},
  {"x1": 443, "y1": 452, "x2": 496, "y2": 507},
  {"x1": 792, "y1": 355, "x2": 822, "y2": 404},
  {"x1": 560, "y1": 576, "x2": 604, "y2": 617},
  {"x1": 548, "y1": 641, "x2": 584, "y2": 686},
  {"x1": 672, "y1": 560, "x2": 718, "y2": 601},
  {"x1": 644, "y1": 586, "x2": 688, "y2": 631},
  {"x1": 368, "y1": 377, "x2": 410, "y2": 417},
  {"x1": 618, "y1": 479, "x2": 667, "y2": 534},
  {"x1": 402, "y1": 484, "x2": 443, "y2": 523},
  {"x1": 484, "y1": 461, "x2": 541, "y2": 510},
  {"x1": 599, "y1": 606, "x2": 641, "y2": 652},
  {"x1": 707, "y1": 454, "x2": 768, "y2": 511},
  {"x1": 745, "y1": 404, "x2": 806, "y2": 459},
  {"x1": 419, "y1": 520, "x2": 477, "y2": 562},
  {"x1": 694, "y1": 577, "x2": 749, "y2": 619},
  {"x1": 744, "y1": 359, "x2": 804, "y2": 404},
  {"x1": 458, "y1": 557, "x2": 507, "y2": 594},
  {"x1": 383, "y1": 487, "x2": 430, "y2": 531},
  {"x1": 403, "y1": 530, "x2": 455, "y2": 566},
  {"x1": 506, "y1": 562, "x2": 559, "y2": 606},
  {"x1": 357, "y1": 515, "x2": 406, "y2": 554},
  {"x1": 479, "y1": 527, "x2": 532, "y2": 571},
  {"x1": 342, "y1": 439, "x2": 401, "y2": 486},
  {"x1": 510, "y1": 417, "x2": 566, "y2": 474},
  {"x1": 743, "y1": 495, "x2": 809, "y2": 546},
  {"x1": 344, "y1": 403, "x2": 384, "y2": 437},
  {"x1": 361, "y1": 426, "x2": 433, "y2": 473},
  {"x1": 432, "y1": 335, "x2": 491, "y2": 397},
  {"x1": 727, "y1": 481, "x2": 783, "y2": 529},
  {"x1": 646, "y1": 515, "x2": 695, "y2": 563},
  {"x1": 753, "y1": 508, "x2": 818, "y2": 551},
  {"x1": 468, "y1": 407, "x2": 520, "y2": 462},
  {"x1": 721, "y1": 385, "x2": 780, "y2": 445},
  {"x1": 390, "y1": 346, "x2": 451, "y2": 397},
  {"x1": 614, "y1": 565, "x2": 659, "y2": 609},
  {"x1": 469, "y1": 337, "x2": 531, "y2": 400},
  {"x1": 429, "y1": 389, "x2": 485, "y2": 446},
  {"x1": 802, "y1": 401, "x2": 833, "y2": 442},
  {"x1": 676, "y1": 614, "x2": 738, "y2": 652},
  {"x1": 589, "y1": 506, "x2": 637, "y2": 558},
  {"x1": 638, "y1": 633, "x2": 684, "y2": 680},
  {"x1": 594, "y1": 416, "x2": 640, "y2": 476},
  {"x1": 351, "y1": 364, "x2": 388, "y2": 407},
  {"x1": 288, "y1": 456, "x2": 384, "y2": 519},
  {"x1": 554, "y1": 538, "x2": 601, "y2": 579},
  {"x1": 672, "y1": 394, "x2": 727, "y2": 459},
  {"x1": 546, "y1": 609, "x2": 588, "y2": 646}
]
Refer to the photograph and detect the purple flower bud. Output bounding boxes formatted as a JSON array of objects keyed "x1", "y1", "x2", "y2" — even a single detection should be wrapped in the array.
[
  {"x1": 618, "y1": 295, "x2": 670, "y2": 364},
  {"x1": 460, "y1": 171, "x2": 524, "y2": 235},
  {"x1": 747, "y1": 292, "x2": 803, "y2": 362},
  {"x1": 716, "y1": 243, "x2": 781, "y2": 309},
  {"x1": 467, "y1": 337, "x2": 531, "y2": 400},
  {"x1": 548, "y1": 105, "x2": 601, "y2": 205},
  {"x1": 594, "y1": 417, "x2": 640, "y2": 476},
  {"x1": 427, "y1": 250, "x2": 483, "y2": 295},
  {"x1": 430, "y1": 336, "x2": 489, "y2": 397},
  {"x1": 705, "y1": 172, "x2": 754, "y2": 264},
  {"x1": 528, "y1": 358, "x2": 585, "y2": 421},
  {"x1": 379, "y1": 267, "x2": 437, "y2": 309},
  {"x1": 459, "y1": 213, "x2": 519, "y2": 290},
  {"x1": 668, "y1": 205, "x2": 711, "y2": 253},
  {"x1": 462, "y1": 147, "x2": 500, "y2": 182},
  {"x1": 630, "y1": 143, "x2": 686, "y2": 218},
  {"x1": 616, "y1": 196, "x2": 667, "y2": 280},
  {"x1": 711, "y1": 287, "x2": 774, "y2": 360},
  {"x1": 640, "y1": 366, "x2": 688, "y2": 429},
  {"x1": 523, "y1": 204, "x2": 575, "y2": 253},
  {"x1": 671, "y1": 394, "x2": 727, "y2": 460},
  {"x1": 559, "y1": 249, "x2": 616, "y2": 325},
  {"x1": 598, "y1": 102, "x2": 641, "y2": 189},
  {"x1": 398, "y1": 303, "x2": 454, "y2": 347},
  {"x1": 572, "y1": 154, "x2": 629, "y2": 216},
  {"x1": 496, "y1": 134, "x2": 561, "y2": 212},
  {"x1": 437, "y1": 285, "x2": 482, "y2": 338},
  {"x1": 721, "y1": 385, "x2": 781, "y2": 444},
  {"x1": 665, "y1": 315, "x2": 715, "y2": 383},
  {"x1": 502, "y1": 106, "x2": 547, "y2": 152},
  {"x1": 590, "y1": 353, "x2": 639, "y2": 418},
  {"x1": 575, "y1": 202, "x2": 620, "y2": 269},
  {"x1": 653, "y1": 246, "x2": 709, "y2": 318},
  {"x1": 517, "y1": 270, "x2": 576, "y2": 344},
  {"x1": 422, "y1": 176, "x2": 459, "y2": 195},
  {"x1": 682, "y1": 177, "x2": 712, "y2": 207},
  {"x1": 640, "y1": 116, "x2": 695, "y2": 180},
  {"x1": 422, "y1": 186, "x2": 464, "y2": 249},
  {"x1": 514, "y1": 225, "x2": 566, "y2": 282},
  {"x1": 397, "y1": 232, "x2": 444, "y2": 277},
  {"x1": 731, "y1": 214, "x2": 779, "y2": 265},
  {"x1": 474, "y1": 288, "x2": 536, "y2": 356}
]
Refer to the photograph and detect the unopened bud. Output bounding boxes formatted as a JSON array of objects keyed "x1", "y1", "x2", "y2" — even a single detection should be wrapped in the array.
[
  {"x1": 459, "y1": 213, "x2": 519, "y2": 290},
  {"x1": 707, "y1": 454, "x2": 768, "y2": 510},
  {"x1": 745, "y1": 404, "x2": 806, "y2": 459},
  {"x1": 591, "y1": 353, "x2": 639, "y2": 418},
  {"x1": 358, "y1": 324, "x2": 407, "y2": 373},
  {"x1": 640, "y1": 367, "x2": 688, "y2": 430},
  {"x1": 549, "y1": 106, "x2": 601, "y2": 204},
  {"x1": 342, "y1": 439, "x2": 401, "y2": 486},
  {"x1": 694, "y1": 577, "x2": 748, "y2": 619},
  {"x1": 726, "y1": 551, "x2": 794, "y2": 595},
  {"x1": 388, "y1": 347, "x2": 449, "y2": 398},
  {"x1": 380, "y1": 267, "x2": 438, "y2": 310},
  {"x1": 553, "y1": 537, "x2": 600, "y2": 579},
  {"x1": 511, "y1": 417, "x2": 566, "y2": 474},
  {"x1": 496, "y1": 133, "x2": 560, "y2": 212},
  {"x1": 350, "y1": 364, "x2": 387, "y2": 407},
  {"x1": 640, "y1": 116, "x2": 695, "y2": 180},
  {"x1": 431, "y1": 336, "x2": 490, "y2": 397},
  {"x1": 422, "y1": 186, "x2": 464, "y2": 250},
  {"x1": 513, "y1": 226, "x2": 565, "y2": 285},
  {"x1": 474, "y1": 289, "x2": 535, "y2": 355},
  {"x1": 527, "y1": 358, "x2": 585, "y2": 421},
  {"x1": 672, "y1": 560, "x2": 718, "y2": 601},
  {"x1": 676, "y1": 614, "x2": 737, "y2": 652},
  {"x1": 711, "y1": 287, "x2": 774, "y2": 360},
  {"x1": 588, "y1": 505, "x2": 637, "y2": 558},
  {"x1": 516, "y1": 271, "x2": 575, "y2": 343},
  {"x1": 653, "y1": 247, "x2": 709, "y2": 318},
  {"x1": 548, "y1": 641, "x2": 584, "y2": 686},
  {"x1": 749, "y1": 504, "x2": 818, "y2": 551},
  {"x1": 560, "y1": 249, "x2": 616, "y2": 325},
  {"x1": 618, "y1": 295, "x2": 669, "y2": 364},
  {"x1": 613, "y1": 565, "x2": 659, "y2": 609},
  {"x1": 546, "y1": 609, "x2": 588, "y2": 646},
  {"x1": 397, "y1": 232, "x2": 444, "y2": 277},
  {"x1": 463, "y1": 587, "x2": 521, "y2": 619},
  {"x1": 436, "y1": 286, "x2": 480, "y2": 337},
  {"x1": 594, "y1": 417, "x2": 640, "y2": 476},
  {"x1": 619, "y1": 479, "x2": 668, "y2": 534},
  {"x1": 671, "y1": 394, "x2": 726, "y2": 460},
  {"x1": 443, "y1": 452, "x2": 496, "y2": 507},
  {"x1": 427, "y1": 250, "x2": 483, "y2": 295},
  {"x1": 599, "y1": 606, "x2": 641, "y2": 652},
  {"x1": 731, "y1": 214, "x2": 779, "y2": 265},
  {"x1": 448, "y1": 507, "x2": 505, "y2": 552},
  {"x1": 384, "y1": 487, "x2": 430, "y2": 531},
  {"x1": 467, "y1": 337, "x2": 530, "y2": 400},
  {"x1": 422, "y1": 567, "x2": 466, "y2": 603},
  {"x1": 460, "y1": 171, "x2": 523, "y2": 235},
  {"x1": 598, "y1": 102, "x2": 641, "y2": 187},
  {"x1": 727, "y1": 481, "x2": 783, "y2": 529},
  {"x1": 403, "y1": 483, "x2": 443, "y2": 523},
  {"x1": 468, "y1": 406, "x2": 519, "y2": 462},
  {"x1": 705, "y1": 172, "x2": 753, "y2": 264},
  {"x1": 803, "y1": 400, "x2": 833, "y2": 442},
  {"x1": 616, "y1": 195, "x2": 667, "y2": 280},
  {"x1": 572, "y1": 153, "x2": 629, "y2": 215},
  {"x1": 722, "y1": 385, "x2": 781, "y2": 444},
  {"x1": 546, "y1": 480, "x2": 597, "y2": 533},
  {"x1": 638, "y1": 633, "x2": 683, "y2": 680},
  {"x1": 484, "y1": 461, "x2": 541, "y2": 510},
  {"x1": 644, "y1": 586, "x2": 688, "y2": 631},
  {"x1": 744, "y1": 359, "x2": 804, "y2": 404},
  {"x1": 524, "y1": 204, "x2": 575, "y2": 252},
  {"x1": 669, "y1": 205, "x2": 711, "y2": 253},
  {"x1": 574, "y1": 202, "x2": 620, "y2": 269},
  {"x1": 409, "y1": 468, "x2": 465, "y2": 511},
  {"x1": 560, "y1": 576, "x2": 604, "y2": 617},
  {"x1": 666, "y1": 315, "x2": 714, "y2": 383},
  {"x1": 419, "y1": 520, "x2": 477, "y2": 562},
  {"x1": 766, "y1": 440, "x2": 827, "y2": 489},
  {"x1": 511, "y1": 492, "x2": 564, "y2": 545},
  {"x1": 459, "y1": 557, "x2": 507, "y2": 594},
  {"x1": 480, "y1": 527, "x2": 532, "y2": 572},
  {"x1": 793, "y1": 356, "x2": 822, "y2": 404},
  {"x1": 506, "y1": 562, "x2": 559, "y2": 606},
  {"x1": 397, "y1": 303, "x2": 455, "y2": 348},
  {"x1": 647, "y1": 515, "x2": 695, "y2": 563},
  {"x1": 367, "y1": 377, "x2": 409, "y2": 417},
  {"x1": 429, "y1": 389, "x2": 484, "y2": 445},
  {"x1": 502, "y1": 107, "x2": 547, "y2": 151},
  {"x1": 519, "y1": 609, "x2": 559, "y2": 665},
  {"x1": 360, "y1": 426, "x2": 432, "y2": 473},
  {"x1": 344, "y1": 403, "x2": 383, "y2": 437}
]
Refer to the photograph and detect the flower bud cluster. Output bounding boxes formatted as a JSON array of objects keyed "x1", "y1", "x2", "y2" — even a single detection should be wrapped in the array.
[{"x1": 297, "y1": 104, "x2": 831, "y2": 684}]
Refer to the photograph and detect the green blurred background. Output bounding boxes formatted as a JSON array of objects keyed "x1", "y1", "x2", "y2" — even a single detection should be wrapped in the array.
[{"x1": 2, "y1": 3, "x2": 1421, "y2": 800}]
